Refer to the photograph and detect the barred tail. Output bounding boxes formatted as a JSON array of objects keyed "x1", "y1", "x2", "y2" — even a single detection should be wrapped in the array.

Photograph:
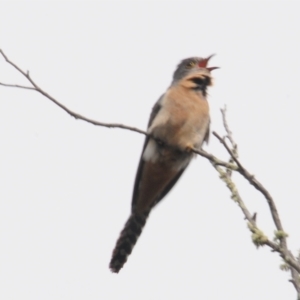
[{"x1": 109, "y1": 212, "x2": 149, "y2": 273}]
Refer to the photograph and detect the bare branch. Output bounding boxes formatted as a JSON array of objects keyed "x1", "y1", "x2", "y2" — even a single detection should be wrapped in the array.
[
  {"x1": 213, "y1": 164, "x2": 255, "y2": 225},
  {"x1": 0, "y1": 50, "x2": 239, "y2": 172},
  {"x1": 211, "y1": 162, "x2": 296, "y2": 266},
  {"x1": 221, "y1": 106, "x2": 238, "y2": 156},
  {"x1": 219, "y1": 106, "x2": 238, "y2": 177},
  {"x1": 213, "y1": 130, "x2": 288, "y2": 251},
  {"x1": 0, "y1": 82, "x2": 35, "y2": 90},
  {"x1": 212, "y1": 163, "x2": 300, "y2": 276},
  {"x1": 1, "y1": 48, "x2": 300, "y2": 296},
  {"x1": 0, "y1": 49, "x2": 148, "y2": 136},
  {"x1": 192, "y1": 148, "x2": 238, "y2": 170},
  {"x1": 215, "y1": 109, "x2": 300, "y2": 295},
  {"x1": 213, "y1": 132, "x2": 243, "y2": 169}
]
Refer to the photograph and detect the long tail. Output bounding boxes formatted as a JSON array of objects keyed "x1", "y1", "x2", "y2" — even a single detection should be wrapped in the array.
[{"x1": 109, "y1": 211, "x2": 149, "y2": 273}]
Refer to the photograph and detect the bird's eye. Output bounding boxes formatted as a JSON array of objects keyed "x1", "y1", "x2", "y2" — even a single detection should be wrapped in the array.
[{"x1": 186, "y1": 61, "x2": 196, "y2": 68}]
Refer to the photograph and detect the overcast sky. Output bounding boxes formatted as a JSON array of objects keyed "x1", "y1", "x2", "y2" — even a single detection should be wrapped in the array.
[{"x1": 1, "y1": 1, "x2": 300, "y2": 299}]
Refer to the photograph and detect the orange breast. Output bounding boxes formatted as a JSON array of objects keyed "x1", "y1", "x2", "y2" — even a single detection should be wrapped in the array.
[{"x1": 152, "y1": 83, "x2": 210, "y2": 150}]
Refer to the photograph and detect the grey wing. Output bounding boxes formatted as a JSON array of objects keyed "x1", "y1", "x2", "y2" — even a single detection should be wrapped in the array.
[
  {"x1": 147, "y1": 95, "x2": 164, "y2": 129},
  {"x1": 131, "y1": 95, "x2": 164, "y2": 210},
  {"x1": 204, "y1": 119, "x2": 210, "y2": 144}
]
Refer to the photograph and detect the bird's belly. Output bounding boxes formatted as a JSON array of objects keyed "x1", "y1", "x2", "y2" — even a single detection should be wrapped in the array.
[
  {"x1": 173, "y1": 116, "x2": 209, "y2": 150},
  {"x1": 152, "y1": 111, "x2": 209, "y2": 151}
]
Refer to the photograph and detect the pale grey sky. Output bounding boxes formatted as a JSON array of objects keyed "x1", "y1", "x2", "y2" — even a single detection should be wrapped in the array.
[{"x1": 1, "y1": 1, "x2": 300, "y2": 299}]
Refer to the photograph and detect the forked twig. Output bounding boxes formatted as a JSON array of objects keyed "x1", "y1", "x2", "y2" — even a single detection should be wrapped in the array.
[{"x1": 1, "y1": 49, "x2": 299, "y2": 297}]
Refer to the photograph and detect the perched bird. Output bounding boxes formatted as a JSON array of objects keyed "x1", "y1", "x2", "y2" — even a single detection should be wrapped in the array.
[{"x1": 109, "y1": 55, "x2": 218, "y2": 273}]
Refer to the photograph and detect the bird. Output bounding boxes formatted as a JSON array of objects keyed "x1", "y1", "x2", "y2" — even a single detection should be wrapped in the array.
[{"x1": 109, "y1": 55, "x2": 219, "y2": 273}]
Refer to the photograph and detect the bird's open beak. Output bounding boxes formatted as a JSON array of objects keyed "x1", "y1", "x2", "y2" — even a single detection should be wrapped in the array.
[{"x1": 198, "y1": 54, "x2": 219, "y2": 72}]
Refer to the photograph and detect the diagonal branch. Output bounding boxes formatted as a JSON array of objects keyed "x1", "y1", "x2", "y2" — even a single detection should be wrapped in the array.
[
  {"x1": 212, "y1": 162, "x2": 300, "y2": 274},
  {"x1": 0, "y1": 49, "x2": 237, "y2": 171},
  {"x1": 214, "y1": 110, "x2": 300, "y2": 296},
  {"x1": 1, "y1": 48, "x2": 299, "y2": 296},
  {"x1": 221, "y1": 106, "x2": 238, "y2": 157},
  {"x1": 213, "y1": 130, "x2": 288, "y2": 251},
  {"x1": 0, "y1": 49, "x2": 148, "y2": 136},
  {"x1": 0, "y1": 82, "x2": 35, "y2": 90}
]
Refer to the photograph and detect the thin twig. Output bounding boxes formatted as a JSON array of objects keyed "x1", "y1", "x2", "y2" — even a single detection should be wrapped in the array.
[
  {"x1": 220, "y1": 106, "x2": 238, "y2": 177},
  {"x1": 0, "y1": 49, "x2": 238, "y2": 171},
  {"x1": 221, "y1": 106, "x2": 238, "y2": 156},
  {"x1": 192, "y1": 148, "x2": 238, "y2": 170},
  {"x1": 213, "y1": 131, "x2": 243, "y2": 170},
  {"x1": 213, "y1": 130, "x2": 288, "y2": 251},
  {"x1": 212, "y1": 163, "x2": 300, "y2": 275},
  {"x1": 214, "y1": 111, "x2": 300, "y2": 295},
  {"x1": 212, "y1": 164, "x2": 281, "y2": 255},
  {"x1": 0, "y1": 83, "x2": 35, "y2": 90},
  {"x1": 0, "y1": 49, "x2": 148, "y2": 136},
  {"x1": 1, "y1": 48, "x2": 299, "y2": 296}
]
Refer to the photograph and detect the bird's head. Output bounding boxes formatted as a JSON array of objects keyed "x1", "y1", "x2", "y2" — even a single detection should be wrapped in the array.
[{"x1": 172, "y1": 55, "x2": 219, "y2": 94}]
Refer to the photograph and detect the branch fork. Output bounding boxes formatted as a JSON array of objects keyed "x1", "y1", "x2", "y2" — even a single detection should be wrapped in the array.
[{"x1": 1, "y1": 49, "x2": 299, "y2": 297}]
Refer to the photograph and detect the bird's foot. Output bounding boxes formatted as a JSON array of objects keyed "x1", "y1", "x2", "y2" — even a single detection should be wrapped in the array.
[{"x1": 185, "y1": 144, "x2": 195, "y2": 153}]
